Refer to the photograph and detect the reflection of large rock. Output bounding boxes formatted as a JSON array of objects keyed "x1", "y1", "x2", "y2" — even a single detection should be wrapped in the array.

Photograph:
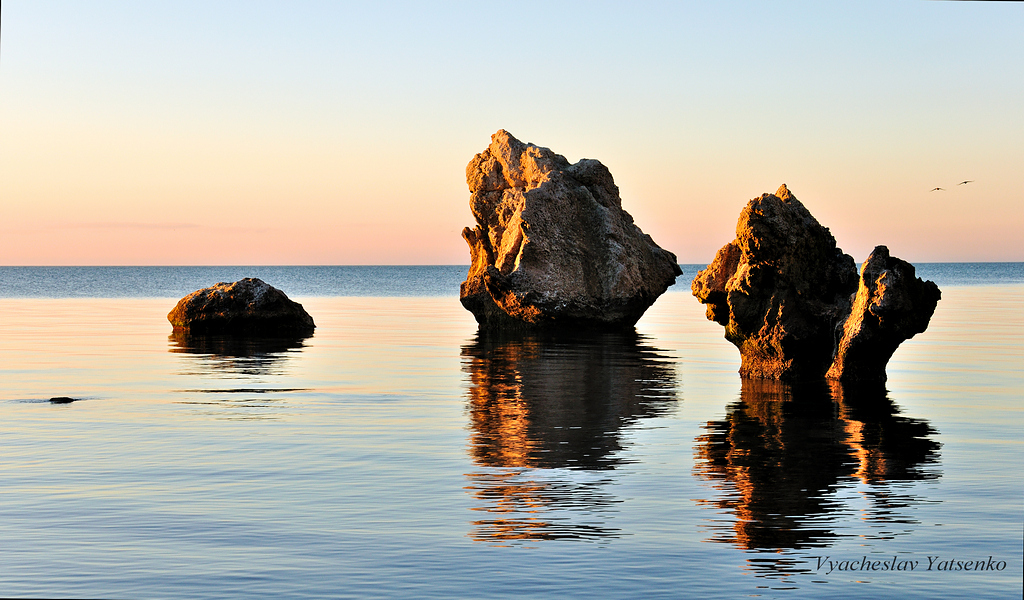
[
  {"x1": 462, "y1": 330, "x2": 677, "y2": 469},
  {"x1": 461, "y1": 130, "x2": 682, "y2": 330},
  {"x1": 461, "y1": 330, "x2": 678, "y2": 543},
  {"x1": 692, "y1": 185, "x2": 938, "y2": 381},
  {"x1": 694, "y1": 379, "x2": 940, "y2": 551},
  {"x1": 168, "y1": 278, "x2": 315, "y2": 335},
  {"x1": 828, "y1": 380, "x2": 942, "y2": 480},
  {"x1": 827, "y1": 247, "x2": 941, "y2": 381}
]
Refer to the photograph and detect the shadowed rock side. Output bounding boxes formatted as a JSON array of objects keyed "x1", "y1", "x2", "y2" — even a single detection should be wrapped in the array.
[
  {"x1": 827, "y1": 246, "x2": 941, "y2": 381},
  {"x1": 692, "y1": 185, "x2": 939, "y2": 382},
  {"x1": 168, "y1": 278, "x2": 315, "y2": 335},
  {"x1": 694, "y1": 379, "x2": 940, "y2": 552},
  {"x1": 692, "y1": 185, "x2": 858, "y2": 380},
  {"x1": 461, "y1": 130, "x2": 682, "y2": 330}
]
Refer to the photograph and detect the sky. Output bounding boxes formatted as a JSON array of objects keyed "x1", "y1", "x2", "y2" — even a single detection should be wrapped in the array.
[{"x1": 1, "y1": 0, "x2": 1022, "y2": 266}]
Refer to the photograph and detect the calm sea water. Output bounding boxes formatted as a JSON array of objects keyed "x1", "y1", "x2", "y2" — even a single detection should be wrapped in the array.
[
  {"x1": 1, "y1": 262, "x2": 1020, "y2": 298},
  {"x1": 0, "y1": 265, "x2": 1021, "y2": 599}
]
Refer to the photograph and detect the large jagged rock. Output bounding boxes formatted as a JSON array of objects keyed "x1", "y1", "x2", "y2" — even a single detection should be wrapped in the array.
[
  {"x1": 692, "y1": 185, "x2": 859, "y2": 380},
  {"x1": 167, "y1": 278, "x2": 315, "y2": 335},
  {"x1": 692, "y1": 185, "x2": 940, "y2": 382},
  {"x1": 460, "y1": 130, "x2": 682, "y2": 330},
  {"x1": 826, "y1": 246, "x2": 941, "y2": 381}
]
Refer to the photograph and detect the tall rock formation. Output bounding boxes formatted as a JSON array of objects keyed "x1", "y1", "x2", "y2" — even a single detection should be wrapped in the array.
[
  {"x1": 692, "y1": 185, "x2": 859, "y2": 380},
  {"x1": 826, "y1": 246, "x2": 941, "y2": 381},
  {"x1": 692, "y1": 185, "x2": 939, "y2": 382},
  {"x1": 460, "y1": 130, "x2": 681, "y2": 330}
]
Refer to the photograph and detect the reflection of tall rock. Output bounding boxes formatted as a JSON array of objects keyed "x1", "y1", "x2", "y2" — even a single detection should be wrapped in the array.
[
  {"x1": 828, "y1": 380, "x2": 941, "y2": 482},
  {"x1": 460, "y1": 130, "x2": 681, "y2": 330},
  {"x1": 692, "y1": 186, "x2": 939, "y2": 381},
  {"x1": 463, "y1": 470, "x2": 621, "y2": 543},
  {"x1": 463, "y1": 330, "x2": 677, "y2": 469},
  {"x1": 694, "y1": 379, "x2": 939, "y2": 551},
  {"x1": 461, "y1": 330, "x2": 678, "y2": 542}
]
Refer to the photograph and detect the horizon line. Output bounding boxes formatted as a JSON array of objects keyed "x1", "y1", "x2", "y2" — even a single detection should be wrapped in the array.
[{"x1": 2, "y1": 261, "x2": 1024, "y2": 268}]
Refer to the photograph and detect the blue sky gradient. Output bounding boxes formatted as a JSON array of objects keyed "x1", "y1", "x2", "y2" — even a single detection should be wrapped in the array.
[{"x1": 1, "y1": 1, "x2": 1021, "y2": 264}]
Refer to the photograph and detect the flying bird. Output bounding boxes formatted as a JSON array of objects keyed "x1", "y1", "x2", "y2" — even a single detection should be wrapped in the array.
[
  {"x1": 930, "y1": 187, "x2": 944, "y2": 192},
  {"x1": 958, "y1": 180, "x2": 974, "y2": 185}
]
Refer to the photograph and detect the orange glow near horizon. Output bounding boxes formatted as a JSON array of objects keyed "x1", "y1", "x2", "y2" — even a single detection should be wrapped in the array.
[{"x1": 2, "y1": 3, "x2": 1021, "y2": 265}]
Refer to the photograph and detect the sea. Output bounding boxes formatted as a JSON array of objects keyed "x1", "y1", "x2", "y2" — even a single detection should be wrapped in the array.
[{"x1": 0, "y1": 264, "x2": 1021, "y2": 600}]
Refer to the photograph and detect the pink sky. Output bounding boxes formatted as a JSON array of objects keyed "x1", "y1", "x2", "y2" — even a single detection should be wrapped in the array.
[{"x1": 2, "y1": 2, "x2": 1021, "y2": 265}]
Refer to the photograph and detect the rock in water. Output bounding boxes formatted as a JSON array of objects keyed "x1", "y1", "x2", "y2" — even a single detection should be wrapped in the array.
[
  {"x1": 693, "y1": 186, "x2": 939, "y2": 382},
  {"x1": 167, "y1": 278, "x2": 315, "y2": 335},
  {"x1": 826, "y1": 246, "x2": 941, "y2": 381},
  {"x1": 460, "y1": 130, "x2": 682, "y2": 330},
  {"x1": 692, "y1": 185, "x2": 858, "y2": 380}
]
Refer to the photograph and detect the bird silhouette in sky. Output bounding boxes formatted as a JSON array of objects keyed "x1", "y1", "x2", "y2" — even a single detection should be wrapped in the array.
[
  {"x1": 930, "y1": 187, "x2": 944, "y2": 191},
  {"x1": 958, "y1": 180, "x2": 974, "y2": 185}
]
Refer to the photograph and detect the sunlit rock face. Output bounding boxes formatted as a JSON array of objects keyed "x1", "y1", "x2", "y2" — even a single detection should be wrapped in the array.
[
  {"x1": 826, "y1": 246, "x2": 941, "y2": 381},
  {"x1": 692, "y1": 185, "x2": 939, "y2": 382},
  {"x1": 460, "y1": 130, "x2": 682, "y2": 330},
  {"x1": 167, "y1": 278, "x2": 315, "y2": 335}
]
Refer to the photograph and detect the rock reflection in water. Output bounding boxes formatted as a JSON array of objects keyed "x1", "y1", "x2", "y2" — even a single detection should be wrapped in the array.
[
  {"x1": 694, "y1": 379, "x2": 940, "y2": 553},
  {"x1": 461, "y1": 330, "x2": 678, "y2": 544},
  {"x1": 168, "y1": 332, "x2": 311, "y2": 418},
  {"x1": 169, "y1": 331, "x2": 310, "y2": 377}
]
